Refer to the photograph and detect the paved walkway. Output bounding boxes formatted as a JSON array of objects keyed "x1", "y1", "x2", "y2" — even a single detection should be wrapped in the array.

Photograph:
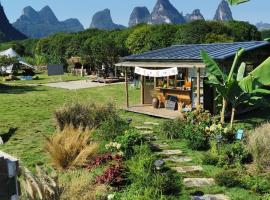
[
  {"x1": 42, "y1": 80, "x2": 123, "y2": 90},
  {"x1": 135, "y1": 122, "x2": 230, "y2": 200}
]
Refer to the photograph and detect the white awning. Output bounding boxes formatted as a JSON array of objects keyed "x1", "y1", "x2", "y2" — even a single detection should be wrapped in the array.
[{"x1": 115, "y1": 61, "x2": 205, "y2": 68}]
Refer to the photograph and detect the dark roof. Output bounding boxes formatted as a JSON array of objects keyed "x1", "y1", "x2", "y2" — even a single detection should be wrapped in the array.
[{"x1": 123, "y1": 41, "x2": 270, "y2": 62}]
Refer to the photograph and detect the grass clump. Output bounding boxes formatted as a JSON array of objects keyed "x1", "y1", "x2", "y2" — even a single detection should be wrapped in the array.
[
  {"x1": 44, "y1": 126, "x2": 99, "y2": 170},
  {"x1": 60, "y1": 170, "x2": 110, "y2": 200},
  {"x1": 248, "y1": 122, "x2": 270, "y2": 171},
  {"x1": 118, "y1": 145, "x2": 181, "y2": 199},
  {"x1": 54, "y1": 102, "x2": 117, "y2": 131}
]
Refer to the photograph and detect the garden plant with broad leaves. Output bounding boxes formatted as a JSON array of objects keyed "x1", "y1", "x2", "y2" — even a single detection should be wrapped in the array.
[{"x1": 201, "y1": 48, "x2": 270, "y2": 128}]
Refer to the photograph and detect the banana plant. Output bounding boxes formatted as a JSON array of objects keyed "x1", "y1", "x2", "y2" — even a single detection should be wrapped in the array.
[
  {"x1": 201, "y1": 49, "x2": 270, "y2": 128},
  {"x1": 228, "y1": 0, "x2": 250, "y2": 5}
]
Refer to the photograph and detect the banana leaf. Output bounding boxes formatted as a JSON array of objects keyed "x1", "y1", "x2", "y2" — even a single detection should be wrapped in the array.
[
  {"x1": 228, "y1": 0, "x2": 250, "y2": 5},
  {"x1": 239, "y1": 57, "x2": 270, "y2": 92},
  {"x1": 201, "y1": 50, "x2": 226, "y2": 85},
  {"x1": 237, "y1": 62, "x2": 246, "y2": 81}
]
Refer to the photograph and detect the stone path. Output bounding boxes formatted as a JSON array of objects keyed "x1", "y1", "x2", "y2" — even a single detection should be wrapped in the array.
[
  {"x1": 135, "y1": 121, "x2": 230, "y2": 200},
  {"x1": 192, "y1": 194, "x2": 230, "y2": 200},
  {"x1": 183, "y1": 178, "x2": 215, "y2": 187},
  {"x1": 172, "y1": 166, "x2": 203, "y2": 173}
]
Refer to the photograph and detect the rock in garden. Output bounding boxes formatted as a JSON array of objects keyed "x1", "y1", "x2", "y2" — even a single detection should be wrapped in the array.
[
  {"x1": 192, "y1": 194, "x2": 230, "y2": 200},
  {"x1": 158, "y1": 149, "x2": 182, "y2": 155},
  {"x1": 140, "y1": 130, "x2": 154, "y2": 135},
  {"x1": 172, "y1": 166, "x2": 203, "y2": 173},
  {"x1": 183, "y1": 178, "x2": 215, "y2": 188},
  {"x1": 144, "y1": 122, "x2": 159, "y2": 126},
  {"x1": 134, "y1": 126, "x2": 153, "y2": 130},
  {"x1": 163, "y1": 156, "x2": 192, "y2": 163}
]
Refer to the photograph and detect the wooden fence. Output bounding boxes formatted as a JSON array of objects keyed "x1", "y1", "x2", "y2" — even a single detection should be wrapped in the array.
[{"x1": 0, "y1": 151, "x2": 20, "y2": 200}]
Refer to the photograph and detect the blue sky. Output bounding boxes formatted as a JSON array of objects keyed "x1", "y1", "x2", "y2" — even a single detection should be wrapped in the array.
[{"x1": 1, "y1": 0, "x2": 269, "y2": 28}]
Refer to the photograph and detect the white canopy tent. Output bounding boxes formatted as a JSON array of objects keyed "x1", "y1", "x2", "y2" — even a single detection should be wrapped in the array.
[{"x1": 0, "y1": 48, "x2": 35, "y2": 74}]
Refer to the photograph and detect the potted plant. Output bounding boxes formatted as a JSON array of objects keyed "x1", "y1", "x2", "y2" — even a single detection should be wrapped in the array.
[{"x1": 151, "y1": 89, "x2": 159, "y2": 109}]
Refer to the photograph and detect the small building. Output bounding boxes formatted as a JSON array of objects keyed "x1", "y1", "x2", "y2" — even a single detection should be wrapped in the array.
[{"x1": 115, "y1": 41, "x2": 270, "y2": 119}]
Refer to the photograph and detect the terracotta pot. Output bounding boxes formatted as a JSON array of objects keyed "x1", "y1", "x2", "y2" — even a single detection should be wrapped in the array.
[{"x1": 152, "y1": 98, "x2": 159, "y2": 109}]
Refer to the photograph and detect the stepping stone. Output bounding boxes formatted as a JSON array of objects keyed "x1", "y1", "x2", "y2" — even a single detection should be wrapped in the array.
[
  {"x1": 192, "y1": 194, "x2": 230, "y2": 200},
  {"x1": 134, "y1": 126, "x2": 153, "y2": 130},
  {"x1": 154, "y1": 143, "x2": 169, "y2": 149},
  {"x1": 158, "y1": 149, "x2": 182, "y2": 156},
  {"x1": 145, "y1": 135, "x2": 158, "y2": 141},
  {"x1": 183, "y1": 178, "x2": 215, "y2": 188},
  {"x1": 163, "y1": 156, "x2": 192, "y2": 163},
  {"x1": 141, "y1": 130, "x2": 154, "y2": 135},
  {"x1": 172, "y1": 166, "x2": 203, "y2": 173},
  {"x1": 144, "y1": 122, "x2": 159, "y2": 126}
]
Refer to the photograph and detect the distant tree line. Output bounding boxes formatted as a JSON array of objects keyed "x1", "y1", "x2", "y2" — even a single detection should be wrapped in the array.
[{"x1": 0, "y1": 20, "x2": 261, "y2": 71}]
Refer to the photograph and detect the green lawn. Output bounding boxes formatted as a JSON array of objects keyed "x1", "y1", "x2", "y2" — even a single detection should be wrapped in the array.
[
  {"x1": 0, "y1": 72, "x2": 85, "y2": 85},
  {"x1": 0, "y1": 83, "x2": 148, "y2": 167}
]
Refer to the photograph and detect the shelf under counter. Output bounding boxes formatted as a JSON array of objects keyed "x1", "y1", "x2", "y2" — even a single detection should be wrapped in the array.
[{"x1": 155, "y1": 87, "x2": 191, "y2": 93}]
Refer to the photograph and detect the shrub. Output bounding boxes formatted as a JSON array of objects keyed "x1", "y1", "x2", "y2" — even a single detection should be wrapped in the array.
[
  {"x1": 54, "y1": 102, "x2": 117, "y2": 131},
  {"x1": 85, "y1": 153, "x2": 123, "y2": 170},
  {"x1": 44, "y1": 126, "x2": 99, "y2": 170},
  {"x1": 95, "y1": 164, "x2": 126, "y2": 186},
  {"x1": 218, "y1": 142, "x2": 250, "y2": 166},
  {"x1": 184, "y1": 108, "x2": 212, "y2": 126},
  {"x1": 215, "y1": 169, "x2": 242, "y2": 187},
  {"x1": 98, "y1": 114, "x2": 129, "y2": 140},
  {"x1": 248, "y1": 123, "x2": 270, "y2": 170},
  {"x1": 184, "y1": 123, "x2": 210, "y2": 150},
  {"x1": 114, "y1": 129, "x2": 145, "y2": 158},
  {"x1": 202, "y1": 152, "x2": 219, "y2": 165},
  {"x1": 119, "y1": 145, "x2": 181, "y2": 199},
  {"x1": 160, "y1": 118, "x2": 186, "y2": 139},
  {"x1": 160, "y1": 118, "x2": 210, "y2": 150},
  {"x1": 242, "y1": 175, "x2": 270, "y2": 194}
]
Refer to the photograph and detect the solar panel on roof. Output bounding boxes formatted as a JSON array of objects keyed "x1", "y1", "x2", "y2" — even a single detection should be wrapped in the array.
[{"x1": 123, "y1": 41, "x2": 270, "y2": 61}]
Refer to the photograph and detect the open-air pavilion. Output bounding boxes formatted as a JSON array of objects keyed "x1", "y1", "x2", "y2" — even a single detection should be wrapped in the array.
[{"x1": 115, "y1": 41, "x2": 270, "y2": 119}]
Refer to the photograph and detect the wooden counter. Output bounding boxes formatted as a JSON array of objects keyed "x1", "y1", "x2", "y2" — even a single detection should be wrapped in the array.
[{"x1": 156, "y1": 87, "x2": 192, "y2": 105}]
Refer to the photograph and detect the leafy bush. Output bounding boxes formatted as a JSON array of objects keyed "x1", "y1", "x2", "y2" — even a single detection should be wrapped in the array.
[
  {"x1": 85, "y1": 153, "x2": 123, "y2": 170},
  {"x1": 248, "y1": 123, "x2": 270, "y2": 170},
  {"x1": 184, "y1": 108, "x2": 212, "y2": 126},
  {"x1": 114, "y1": 129, "x2": 145, "y2": 158},
  {"x1": 202, "y1": 152, "x2": 219, "y2": 165},
  {"x1": 218, "y1": 142, "x2": 251, "y2": 166},
  {"x1": 215, "y1": 169, "x2": 242, "y2": 187},
  {"x1": 98, "y1": 114, "x2": 129, "y2": 140},
  {"x1": 242, "y1": 175, "x2": 270, "y2": 194},
  {"x1": 184, "y1": 123, "x2": 210, "y2": 150},
  {"x1": 95, "y1": 164, "x2": 126, "y2": 186},
  {"x1": 160, "y1": 118, "x2": 210, "y2": 150},
  {"x1": 44, "y1": 126, "x2": 99, "y2": 170},
  {"x1": 159, "y1": 118, "x2": 186, "y2": 139},
  {"x1": 54, "y1": 102, "x2": 117, "y2": 131},
  {"x1": 118, "y1": 145, "x2": 181, "y2": 199}
]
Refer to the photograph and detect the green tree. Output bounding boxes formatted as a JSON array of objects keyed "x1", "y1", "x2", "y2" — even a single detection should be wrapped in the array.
[
  {"x1": 126, "y1": 25, "x2": 152, "y2": 54},
  {"x1": 226, "y1": 21, "x2": 261, "y2": 41}
]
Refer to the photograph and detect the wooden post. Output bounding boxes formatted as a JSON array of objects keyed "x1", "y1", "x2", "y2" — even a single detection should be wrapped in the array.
[
  {"x1": 141, "y1": 75, "x2": 145, "y2": 105},
  {"x1": 125, "y1": 68, "x2": 129, "y2": 108},
  {"x1": 196, "y1": 67, "x2": 201, "y2": 107},
  {"x1": 166, "y1": 76, "x2": 169, "y2": 88}
]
